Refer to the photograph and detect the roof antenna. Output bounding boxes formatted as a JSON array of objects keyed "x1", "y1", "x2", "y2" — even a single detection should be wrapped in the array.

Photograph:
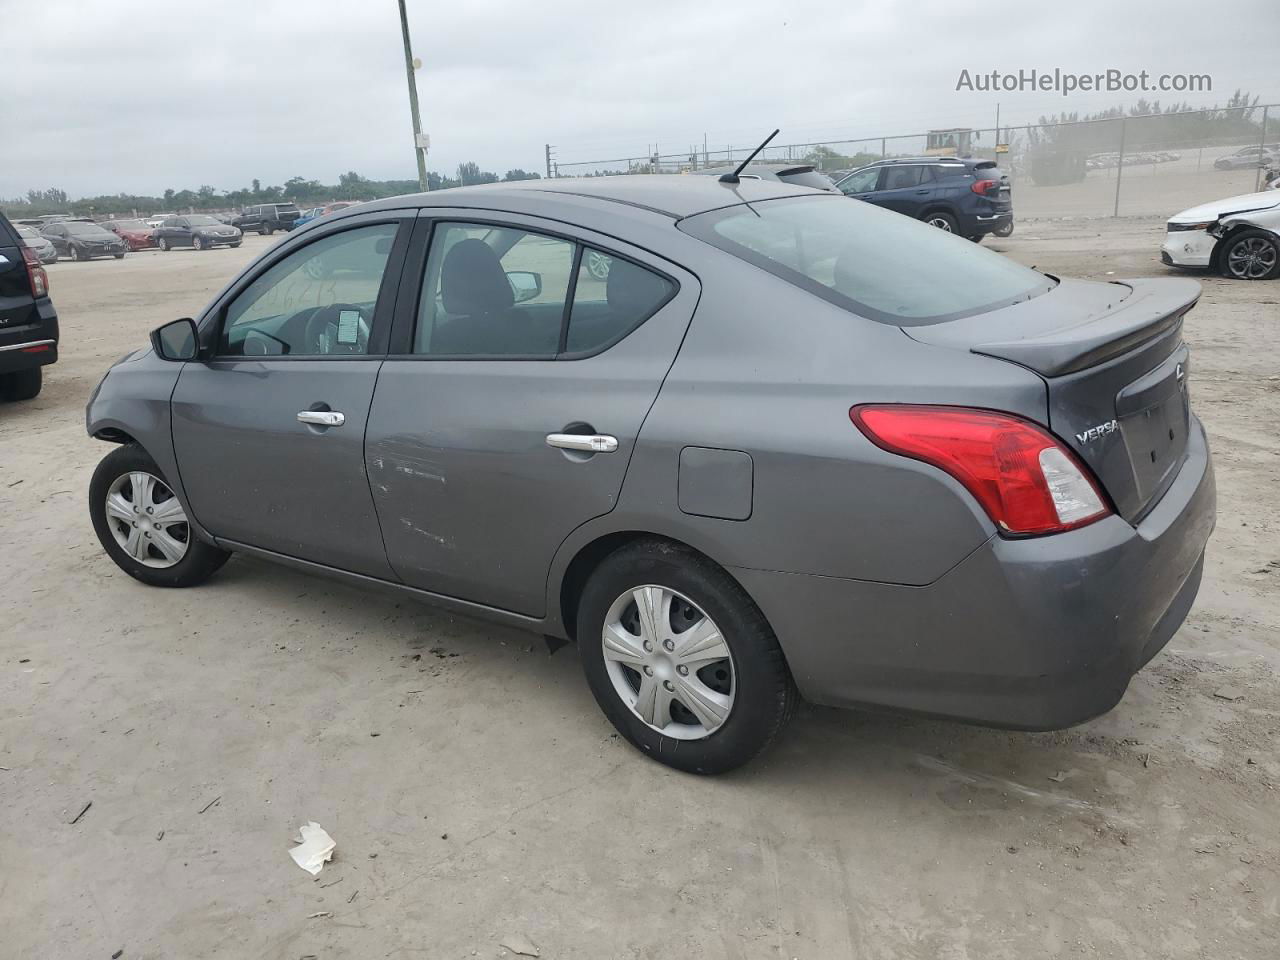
[{"x1": 719, "y1": 129, "x2": 780, "y2": 183}]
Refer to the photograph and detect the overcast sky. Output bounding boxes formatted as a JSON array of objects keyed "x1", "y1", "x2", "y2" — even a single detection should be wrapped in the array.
[{"x1": 4, "y1": 0, "x2": 1278, "y2": 198}]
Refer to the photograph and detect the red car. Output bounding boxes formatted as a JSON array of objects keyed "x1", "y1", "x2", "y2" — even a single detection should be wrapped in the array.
[{"x1": 102, "y1": 218, "x2": 156, "y2": 251}]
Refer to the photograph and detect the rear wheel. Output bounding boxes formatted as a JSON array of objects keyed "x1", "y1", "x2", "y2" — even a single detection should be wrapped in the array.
[
  {"x1": 923, "y1": 211, "x2": 957, "y2": 233},
  {"x1": 0, "y1": 367, "x2": 42, "y2": 401},
  {"x1": 578, "y1": 540, "x2": 796, "y2": 774},
  {"x1": 113, "y1": 252, "x2": 125, "y2": 259},
  {"x1": 260, "y1": 224, "x2": 272, "y2": 236},
  {"x1": 1221, "y1": 229, "x2": 1280, "y2": 280},
  {"x1": 89, "y1": 444, "x2": 231, "y2": 588},
  {"x1": 993, "y1": 219, "x2": 1014, "y2": 238}
]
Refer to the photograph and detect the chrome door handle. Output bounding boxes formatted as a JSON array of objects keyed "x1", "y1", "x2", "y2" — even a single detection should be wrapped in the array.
[
  {"x1": 546, "y1": 433, "x2": 618, "y2": 453},
  {"x1": 297, "y1": 410, "x2": 345, "y2": 427}
]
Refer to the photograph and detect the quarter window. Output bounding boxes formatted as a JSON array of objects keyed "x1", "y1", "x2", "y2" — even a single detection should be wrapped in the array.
[
  {"x1": 219, "y1": 223, "x2": 398, "y2": 357},
  {"x1": 566, "y1": 250, "x2": 674, "y2": 354}
]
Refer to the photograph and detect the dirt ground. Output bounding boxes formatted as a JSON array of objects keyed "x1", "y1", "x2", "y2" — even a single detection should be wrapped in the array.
[{"x1": 2, "y1": 219, "x2": 1278, "y2": 960}]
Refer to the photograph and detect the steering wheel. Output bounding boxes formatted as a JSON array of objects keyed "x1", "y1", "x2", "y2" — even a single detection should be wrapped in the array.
[{"x1": 302, "y1": 303, "x2": 371, "y2": 355}]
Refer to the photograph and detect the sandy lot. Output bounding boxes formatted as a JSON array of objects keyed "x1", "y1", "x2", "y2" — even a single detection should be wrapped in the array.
[{"x1": 2, "y1": 221, "x2": 1278, "y2": 960}]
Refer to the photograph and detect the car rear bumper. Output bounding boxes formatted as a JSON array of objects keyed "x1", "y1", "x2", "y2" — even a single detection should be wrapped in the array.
[
  {"x1": 734, "y1": 415, "x2": 1216, "y2": 729},
  {"x1": 0, "y1": 299, "x2": 59, "y2": 373},
  {"x1": 1161, "y1": 228, "x2": 1216, "y2": 268},
  {"x1": 963, "y1": 209, "x2": 1013, "y2": 236}
]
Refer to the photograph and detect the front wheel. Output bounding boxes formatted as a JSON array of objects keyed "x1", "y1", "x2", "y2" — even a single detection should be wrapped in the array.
[
  {"x1": 193, "y1": 236, "x2": 205, "y2": 251},
  {"x1": 73, "y1": 245, "x2": 89, "y2": 261},
  {"x1": 89, "y1": 444, "x2": 231, "y2": 588},
  {"x1": 260, "y1": 224, "x2": 272, "y2": 236},
  {"x1": 230, "y1": 241, "x2": 242, "y2": 248},
  {"x1": 113, "y1": 253, "x2": 125, "y2": 259},
  {"x1": 923, "y1": 211, "x2": 957, "y2": 232},
  {"x1": 158, "y1": 237, "x2": 170, "y2": 252},
  {"x1": 578, "y1": 540, "x2": 796, "y2": 774},
  {"x1": 1221, "y1": 229, "x2": 1280, "y2": 280}
]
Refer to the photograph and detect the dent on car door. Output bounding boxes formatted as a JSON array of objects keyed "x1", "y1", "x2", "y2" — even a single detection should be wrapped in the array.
[
  {"x1": 170, "y1": 217, "x2": 411, "y2": 577},
  {"x1": 366, "y1": 216, "x2": 698, "y2": 616}
]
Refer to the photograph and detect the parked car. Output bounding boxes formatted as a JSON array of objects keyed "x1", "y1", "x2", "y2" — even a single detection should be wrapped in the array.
[
  {"x1": 295, "y1": 201, "x2": 360, "y2": 229},
  {"x1": 690, "y1": 163, "x2": 837, "y2": 191},
  {"x1": 102, "y1": 218, "x2": 156, "y2": 251},
  {"x1": 1213, "y1": 145, "x2": 1280, "y2": 170},
  {"x1": 1161, "y1": 190, "x2": 1280, "y2": 280},
  {"x1": 145, "y1": 214, "x2": 177, "y2": 229},
  {"x1": 232, "y1": 202, "x2": 302, "y2": 235},
  {"x1": 835, "y1": 157, "x2": 1013, "y2": 240},
  {"x1": 86, "y1": 176, "x2": 1215, "y2": 773},
  {"x1": 40, "y1": 220, "x2": 127, "y2": 260},
  {"x1": 0, "y1": 211, "x2": 58, "y2": 400},
  {"x1": 153, "y1": 214, "x2": 243, "y2": 251},
  {"x1": 15, "y1": 224, "x2": 58, "y2": 263}
]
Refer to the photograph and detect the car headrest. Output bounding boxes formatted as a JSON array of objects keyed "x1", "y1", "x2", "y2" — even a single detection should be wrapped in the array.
[
  {"x1": 441, "y1": 238, "x2": 514, "y2": 316},
  {"x1": 606, "y1": 258, "x2": 671, "y2": 318}
]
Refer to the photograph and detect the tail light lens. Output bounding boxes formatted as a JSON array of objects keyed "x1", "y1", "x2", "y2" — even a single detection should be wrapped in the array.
[
  {"x1": 21, "y1": 246, "x2": 49, "y2": 298},
  {"x1": 850, "y1": 405, "x2": 1111, "y2": 536},
  {"x1": 971, "y1": 178, "x2": 1000, "y2": 196}
]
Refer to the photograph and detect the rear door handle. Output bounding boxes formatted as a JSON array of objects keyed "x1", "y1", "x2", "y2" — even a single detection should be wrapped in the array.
[
  {"x1": 546, "y1": 433, "x2": 618, "y2": 453},
  {"x1": 298, "y1": 410, "x2": 345, "y2": 427}
]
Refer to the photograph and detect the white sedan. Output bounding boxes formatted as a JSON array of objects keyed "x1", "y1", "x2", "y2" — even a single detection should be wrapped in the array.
[{"x1": 1162, "y1": 191, "x2": 1280, "y2": 280}]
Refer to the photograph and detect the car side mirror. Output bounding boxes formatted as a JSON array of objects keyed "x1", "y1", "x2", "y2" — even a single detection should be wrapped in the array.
[
  {"x1": 151, "y1": 318, "x2": 200, "y2": 362},
  {"x1": 507, "y1": 271, "x2": 542, "y2": 304}
]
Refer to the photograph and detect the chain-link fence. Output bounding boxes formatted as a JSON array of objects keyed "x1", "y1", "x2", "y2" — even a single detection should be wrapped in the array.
[{"x1": 553, "y1": 104, "x2": 1278, "y2": 220}]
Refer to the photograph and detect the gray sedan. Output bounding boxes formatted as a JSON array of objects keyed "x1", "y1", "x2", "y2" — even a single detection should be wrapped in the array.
[
  {"x1": 16, "y1": 223, "x2": 58, "y2": 263},
  {"x1": 85, "y1": 176, "x2": 1215, "y2": 773}
]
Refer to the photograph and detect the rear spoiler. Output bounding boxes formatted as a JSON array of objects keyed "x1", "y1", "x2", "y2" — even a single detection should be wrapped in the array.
[{"x1": 972, "y1": 278, "x2": 1201, "y2": 377}]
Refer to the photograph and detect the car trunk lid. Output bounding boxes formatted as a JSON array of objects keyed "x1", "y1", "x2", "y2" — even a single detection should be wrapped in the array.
[{"x1": 906, "y1": 276, "x2": 1200, "y2": 522}]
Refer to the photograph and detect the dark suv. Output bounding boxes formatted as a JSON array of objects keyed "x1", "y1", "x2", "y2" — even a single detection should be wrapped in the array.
[
  {"x1": 835, "y1": 158, "x2": 1013, "y2": 240},
  {"x1": 232, "y1": 203, "x2": 302, "y2": 235},
  {"x1": 0, "y1": 211, "x2": 58, "y2": 401}
]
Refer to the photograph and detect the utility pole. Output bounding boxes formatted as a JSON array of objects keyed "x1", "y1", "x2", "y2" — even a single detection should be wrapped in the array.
[
  {"x1": 396, "y1": 0, "x2": 428, "y2": 192},
  {"x1": 545, "y1": 144, "x2": 553, "y2": 179}
]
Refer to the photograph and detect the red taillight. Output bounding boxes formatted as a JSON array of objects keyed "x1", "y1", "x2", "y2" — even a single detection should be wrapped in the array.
[
  {"x1": 21, "y1": 245, "x2": 48, "y2": 298},
  {"x1": 971, "y1": 178, "x2": 999, "y2": 196},
  {"x1": 850, "y1": 405, "x2": 1111, "y2": 536}
]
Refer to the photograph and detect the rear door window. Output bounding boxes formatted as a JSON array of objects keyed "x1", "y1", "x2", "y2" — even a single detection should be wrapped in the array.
[
  {"x1": 414, "y1": 222, "x2": 574, "y2": 356},
  {"x1": 837, "y1": 167, "x2": 879, "y2": 195},
  {"x1": 881, "y1": 166, "x2": 925, "y2": 190}
]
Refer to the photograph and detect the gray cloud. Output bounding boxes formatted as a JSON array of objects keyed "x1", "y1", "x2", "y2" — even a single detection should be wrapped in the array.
[{"x1": 3, "y1": 0, "x2": 1277, "y2": 197}]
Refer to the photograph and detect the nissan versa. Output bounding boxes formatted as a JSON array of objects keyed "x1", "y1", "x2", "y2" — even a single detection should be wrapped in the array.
[{"x1": 85, "y1": 176, "x2": 1216, "y2": 773}]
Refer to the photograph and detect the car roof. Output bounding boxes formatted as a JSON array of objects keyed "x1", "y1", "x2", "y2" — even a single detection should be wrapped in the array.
[
  {"x1": 351, "y1": 174, "x2": 823, "y2": 220},
  {"x1": 863, "y1": 156, "x2": 983, "y2": 167}
]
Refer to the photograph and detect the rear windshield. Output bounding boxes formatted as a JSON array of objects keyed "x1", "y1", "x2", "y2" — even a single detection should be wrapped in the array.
[
  {"x1": 678, "y1": 195, "x2": 1053, "y2": 325},
  {"x1": 16, "y1": 225, "x2": 38, "y2": 238}
]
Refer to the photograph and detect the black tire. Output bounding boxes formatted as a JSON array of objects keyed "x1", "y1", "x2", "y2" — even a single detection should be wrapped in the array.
[
  {"x1": 73, "y1": 244, "x2": 88, "y2": 261},
  {"x1": 158, "y1": 237, "x2": 170, "y2": 252},
  {"x1": 0, "y1": 366, "x2": 42, "y2": 401},
  {"x1": 113, "y1": 253, "x2": 125, "y2": 259},
  {"x1": 967, "y1": 234, "x2": 984, "y2": 243},
  {"x1": 261, "y1": 224, "x2": 272, "y2": 236},
  {"x1": 993, "y1": 219, "x2": 1014, "y2": 238},
  {"x1": 922, "y1": 211, "x2": 958, "y2": 233},
  {"x1": 193, "y1": 236, "x2": 205, "y2": 251},
  {"x1": 89, "y1": 444, "x2": 231, "y2": 588},
  {"x1": 230, "y1": 241, "x2": 242, "y2": 248},
  {"x1": 577, "y1": 539, "x2": 796, "y2": 774},
  {"x1": 1220, "y1": 228, "x2": 1280, "y2": 281}
]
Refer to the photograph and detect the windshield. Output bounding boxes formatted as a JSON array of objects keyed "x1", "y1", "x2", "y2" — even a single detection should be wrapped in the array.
[
  {"x1": 679, "y1": 195, "x2": 1054, "y2": 325},
  {"x1": 66, "y1": 222, "x2": 112, "y2": 236},
  {"x1": 187, "y1": 215, "x2": 220, "y2": 226},
  {"x1": 113, "y1": 219, "x2": 149, "y2": 230}
]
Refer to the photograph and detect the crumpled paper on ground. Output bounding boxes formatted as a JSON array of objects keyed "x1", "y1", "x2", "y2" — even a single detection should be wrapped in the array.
[{"x1": 289, "y1": 821, "x2": 336, "y2": 875}]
